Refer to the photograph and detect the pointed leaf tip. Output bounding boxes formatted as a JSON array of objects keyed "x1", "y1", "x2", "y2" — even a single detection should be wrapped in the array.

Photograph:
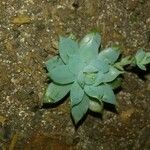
[
  {"x1": 48, "y1": 65, "x2": 75, "y2": 84},
  {"x1": 71, "y1": 94, "x2": 89, "y2": 124},
  {"x1": 45, "y1": 56, "x2": 64, "y2": 72},
  {"x1": 70, "y1": 81, "x2": 84, "y2": 107},
  {"x1": 102, "y1": 84, "x2": 116, "y2": 105},
  {"x1": 103, "y1": 66, "x2": 123, "y2": 82},
  {"x1": 79, "y1": 32, "x2": 101, "y2": 62},
  {"x1": 89, "y1": 99, "x2": 103, "y2": 113},
  {"x1": 135, "y1": 49, "x2": 150, "y2": 70},
  {"x1": 59, "y1": 36, "x2": 78, "y2": 64},
  {"x1": 44, "y1": 83, "x2": 71, "y2": 103},
  {"x1": 99, "y1": 47, "x2": 120, "y2": 64}
]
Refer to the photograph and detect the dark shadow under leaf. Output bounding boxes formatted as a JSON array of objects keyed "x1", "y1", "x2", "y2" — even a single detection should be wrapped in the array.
[
  {"x1": 103, "y1": 102, "x2": 118, "y2": 114},
  {"x1": 42, "y1": 93, "x2": 69, "y2": 109}
]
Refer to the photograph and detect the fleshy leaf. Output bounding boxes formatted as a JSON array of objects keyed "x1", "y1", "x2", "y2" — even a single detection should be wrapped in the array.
[
  {"x1": 84, "y1": 85, "x2": 103, "y2": 99},
  {"x1": 45, "y1": 56, "x2": 64, "y2": 72},
  {"x1": 83, "y1": 65, "x2": 99, "y2": 73},
  {"x1": 78, "y1": 71, "x2": 97, "y2": 86},
  {"x1": 68, "y1": 55, "x2": 86, "y2": 75},
  {"x1": 137, "y1": 64, "x2": 146, "y2": 70},
  {"x1": 84, "y1": 72, "x2": 97, "y2": 85},
  {"x1": 135, "y1": 49, "x2": 150, "y2": 70},
  {"x1": 135, "y1": 49, "x2": 145, "y2": 63},
  {"x1": 99, "y1": 47, "x2": 120, "y2": 64},
  {"x1": 59, "y1": 36, "x2": 78, "y2": 64},
  {"x1": 85, "y1": 84, "x2": 116, "y2": 105},
  {"x1": 89, "y1": 99, "x2": 103, "y2": 113},
  {"x1": 48, "y1": 65, "x2": 75, "y2": 84},
  {"x1": 142, "y1": 52, "x2": 150, "y2": 64},
  {"x1": 94, "y1": 67, "x2": 122, "y2": 86},
  {"x1": 79, "y1": 32, "x2": 101, "y2": 62},
  {"x1": 135, "y1": 50, "x2": 146, "y2": 70},
  {"x1": 114, "y1": 56, "x2": 132, "y2": 71},
  {"x1": 77, "y1": 71, "x2": 85, "y2": 88},
  {"x1": 70, "y1": 81, "x2": 84, "y2": 107},
  {"x1": 90, "y1": 57, "x2": 109, "y2": 73},
  {"x1": 44, "y1": 83, "x2": 71, "y2": 103},
  {"x1": 94, "y1": 71, "x2": 105, "y2": 85},
  {"x1": 71, "y1": 94, "x2": 89, "y2": 124},
  {"x1": 102, "y1": 84, "x2": 116, "y2": 105},
  {"x1": 103, "y1": 67, "x2": 123, "y2": 82}
]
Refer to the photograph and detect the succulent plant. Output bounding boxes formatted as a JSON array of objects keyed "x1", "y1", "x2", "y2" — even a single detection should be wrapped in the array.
[
  {"x1": 134, "y1": 49, "x2": 150, "y2": 70},
  {"x1": 44, "y1": 32, "x2": 150, "y2": 124}
]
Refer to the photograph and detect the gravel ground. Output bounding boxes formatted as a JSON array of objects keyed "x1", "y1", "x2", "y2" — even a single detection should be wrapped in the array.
[{"x1": 0, "y1": 0, "x2": 150, "y2": 149}]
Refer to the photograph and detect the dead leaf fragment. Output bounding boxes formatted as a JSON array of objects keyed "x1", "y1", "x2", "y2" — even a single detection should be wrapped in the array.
[
  {"x1": 9, "y1": 132, "x2": 21, "y2": 150},
  {"x1": 0, "y1": 116, "x2": 6, "y2": 125},
  {"x1": 120, "y1": 108, "x2": 135, "y2": 122},
  {"x1": 11, "y1": 15, "x2": 31, "y2": 25}
]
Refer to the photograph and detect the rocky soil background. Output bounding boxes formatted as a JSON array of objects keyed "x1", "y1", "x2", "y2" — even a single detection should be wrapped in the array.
[{"x1": 0, "y1": 0, "x2": 150, "y2": 149}]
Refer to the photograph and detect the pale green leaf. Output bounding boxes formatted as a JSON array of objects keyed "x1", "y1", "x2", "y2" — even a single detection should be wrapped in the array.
[
  {"x1": 89, "y1": 99, "x2": 103, "y2": 113},
  {"x1": 45, "y1": 56, "x2": 64, "y2": 72},
  {"x1": 141, "y1": 52, "x2": 150, "y2": 64},
  {"x1": 103, "y1": 67, "x2": 123, "y2": 82},
  {"x1": 137, "y1": 64, "x2": 146, "y2": 70},
  {"x1": 135, "y1": 50, "x2": 150, "y2": 70},
  {"x1": 79, "y1": 32, "x2": 101, "y2": 62},
  {"x1": 114, "y1": 56, "x2": 132, "y2": 70},
  {"x1": 48, "y1": 65, "x2": 75, "y2": 84},
  {"x1": 44, "y1": 83, "x2": 71, "y2": 103},
  {"x1": 68, "y1": 55, "x2": 86, "y2": 75},
  {"x1": 102, "y1": 84, "x2": 116, "y2": 105},
  {"x1": 135, "y1": 49, "x2": 145, "y2": 63},
  {"x1": 71, "y1": 94, "x2": 89, "y2": 124},
  {"x1": 90, "y1": 57, "x2": 109, "y2": 73},
  {"x1": 59, "y1": 36, "x2": 78, "y2": 64},
  {"x1": 99, "y1": 47, "x2": 120, "y2": 64},
  {"x1": 84, "y1": 72, "x2": 97, "y2": 85},
  {"x1": 78, "y1": 71, "x2": 97, "y2": 86},
  {"x1": 70, "y1": 81, "x2": 84, "y2": 107},
  {"x1": 94, "y1": 71, "x2": 104, "y2": 85},
  {"x1": 84, "y1": 85, "x2": 103, "y2": 99},
  {"x1": 83, "y1": 65, "x2": 99, "y2": 73},
  {"x1": 94, "y1": 67, "x2": 122, "y2": 86},
  {"x1": 85, "y1": 84, "x2": 116, "y2": 105},
  {"x1": 77, "y1": 71, "x2": 85, "y2": 88}
]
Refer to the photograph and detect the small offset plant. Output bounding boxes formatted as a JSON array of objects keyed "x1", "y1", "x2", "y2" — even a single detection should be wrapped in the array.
[{"x1": 44, "y1": 32, "x2": 150, "y2": 124}]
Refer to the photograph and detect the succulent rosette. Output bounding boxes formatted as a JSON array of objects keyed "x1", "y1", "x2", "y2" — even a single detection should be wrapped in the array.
[{"x1": 44, "y1": 32, "x2": 123, "y2": 124}]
